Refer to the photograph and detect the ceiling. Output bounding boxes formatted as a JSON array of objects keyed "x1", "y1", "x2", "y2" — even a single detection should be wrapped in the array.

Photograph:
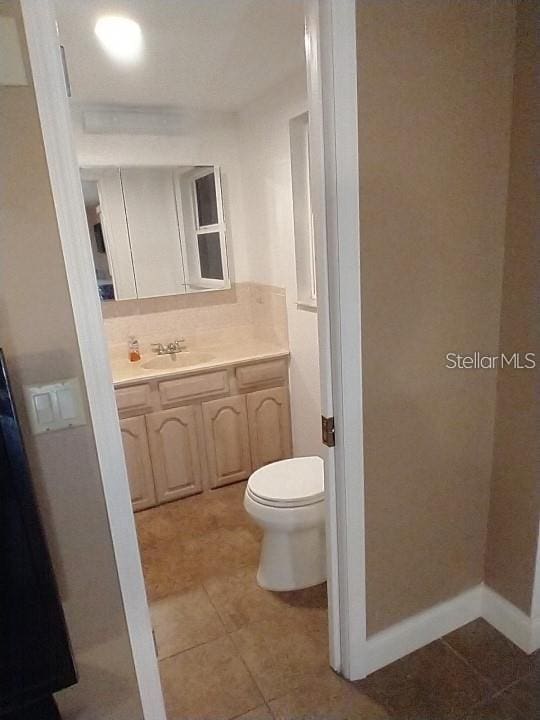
[{"x1": 55, "y1": 0, "x2": 306, "y2": 112}]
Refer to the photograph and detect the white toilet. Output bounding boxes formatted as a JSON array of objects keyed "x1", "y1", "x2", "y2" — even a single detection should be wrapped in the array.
[{"x1": 244, "y1": 456, "x2": 326, "y2": 591}]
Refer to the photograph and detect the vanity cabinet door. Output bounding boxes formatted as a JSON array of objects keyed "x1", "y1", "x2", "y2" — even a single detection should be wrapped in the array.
[
  {"x1": 146, "y1": 406, "x2": 203, "y2": 503},
  {"x1": 119, "y1": 416, "x2": 156, "y2": 512},
  {"x1": 247, "y1": 387, "x2": 292, "y2": 469},
  {"x1": 202, "y1": 396, "x2": 252, "y2": 488}
]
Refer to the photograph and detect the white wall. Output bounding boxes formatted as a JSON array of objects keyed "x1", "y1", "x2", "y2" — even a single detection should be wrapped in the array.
[
  {"x1": 71, "y1": 71, "x2": 323, "y2": 458},
  {"x1": 236, "y1": 72, "x2": 323, "y2": 458}
]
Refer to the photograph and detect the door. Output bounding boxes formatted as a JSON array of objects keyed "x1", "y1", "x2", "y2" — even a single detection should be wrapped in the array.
[
  {"x1": 246, "y1": 387, "x2": 292, "y2": 469},
  {"x1": 24, "y1": 2, "x2": 367, "y2": 715},
  {"x1": 202, "y1": 395, "x2": 252, "y2": 488},
  {"x1": 120, "y1": 167, "x2": 186, "y2": 298},
  {"x1": 119, "y1": 416, "x2": 156, "y2": 512},
  {"x1": 146, "y1": 405, "x2": 203, "y2": 503},
  {"x1": 305, "y1": 0, "x2": 366, "y2": 678}
]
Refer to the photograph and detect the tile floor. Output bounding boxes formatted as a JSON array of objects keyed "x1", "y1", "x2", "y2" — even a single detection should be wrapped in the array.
[{"x1": 136, "y1": 482, "x2": 539, "y2": 719}]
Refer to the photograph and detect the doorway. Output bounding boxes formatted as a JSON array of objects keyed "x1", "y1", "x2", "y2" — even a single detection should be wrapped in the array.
[{"x1": 21, "y1": 0, "x2": 365, "y2": 717}]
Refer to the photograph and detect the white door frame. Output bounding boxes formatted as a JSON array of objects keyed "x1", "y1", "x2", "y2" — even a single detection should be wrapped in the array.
[
  {"x1": 20, "y1": 3, "x2": 167, "y2": 719},
  {"x1": 20, "y1": 2, "x2": 367, "y2": 719},
  {"x1": 306, "y1": 0, "x2": 367, "y2": 679}
]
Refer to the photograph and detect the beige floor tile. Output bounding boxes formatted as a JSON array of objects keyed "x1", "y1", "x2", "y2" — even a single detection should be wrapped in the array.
[
  {"x1": 204, "y1": 566, "x2": 327, "y2": 632},
  {"x1": 141, "y1": 525, "x2": 260, "y2": 602},
  {"x1": 356, "y1": 640, "x2": 491, "y2": 720},
  {"x1": 270, "y1": 669, "x2": 390, "y2": 720},
  {"x1": 182, "y1": 526, "x2": 261, "y2": 581},
  {"x1": 136, "y1": 505, "x2": 179, "y2": 552},
  {"x1": 160, "y1": 635, "x2": 263, "y2": 720},
  {"x1": 233, "y1": 705, "x2": 274, "y2": 720},
  {"x1": 151, "y1": 586, "x2": 226, "y2": 659},
  {"x1": 141, "y1": 545, "x2": 200, "y2": 602},
  {"x1": 230, "y1": 612, "x2": 329, "y2": 701},
  {"x1": 459, "y1": 693, "x2": 527, "y2": 719},
  {"x1": 163, "y1": 482, "x2": 254, "y2": 538},
  {"x1": 136, "y1": 481, "x2": 256, "y2": 549},
  {"x1": 503, "y1": 658, "x2": 540, "y2": 720},
  {"x1": 443, "y1": 618, "x2": 537, "y2": 690}
]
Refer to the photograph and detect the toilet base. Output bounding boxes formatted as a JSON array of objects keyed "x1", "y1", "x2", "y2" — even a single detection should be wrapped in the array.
[{"x1": 256, "y1": 524, "x2": 327, "y2": 592}]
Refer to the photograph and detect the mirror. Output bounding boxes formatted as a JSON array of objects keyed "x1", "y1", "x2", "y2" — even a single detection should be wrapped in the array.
[{"x1": 81, "y1": 165, "x2": 230, "y2": 301}]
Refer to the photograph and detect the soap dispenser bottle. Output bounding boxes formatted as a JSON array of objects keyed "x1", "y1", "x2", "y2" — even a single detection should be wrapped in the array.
[{"x1": 128, "y1": 336, "x2": 141, "y2": 362}]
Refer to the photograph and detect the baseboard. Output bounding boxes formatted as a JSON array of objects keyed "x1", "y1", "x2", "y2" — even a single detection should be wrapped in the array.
[
  {"x1": 364, "y1": 583, "x2": 539, "y2": 677},
  {"x1": 365, "y1": 585, "x2": 483, "y2": 675},
  {"x1": 482, "y1": 584, "x2": 540, "y2": 653}
]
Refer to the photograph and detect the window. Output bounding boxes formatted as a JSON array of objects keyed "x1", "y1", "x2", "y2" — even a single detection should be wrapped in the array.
[{"x1": 290, "y1": 112, "x2": 317, "y2": 309}]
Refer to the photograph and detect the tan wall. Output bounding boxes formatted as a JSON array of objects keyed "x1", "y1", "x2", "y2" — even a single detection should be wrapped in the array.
[
  {"x1": 0, "y1": 3, "x2": 142, "y2": 717},
  {"x1": 485, "y1": 0, "x2": 540, "y2": 615},
  {"x1": 357, "y1": 0, "x2": 516, "y2": 634}
]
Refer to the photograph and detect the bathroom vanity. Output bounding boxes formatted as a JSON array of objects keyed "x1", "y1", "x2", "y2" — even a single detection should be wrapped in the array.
[{"x1": 113, "y1": 348, "x2": 292, "y2": 511}]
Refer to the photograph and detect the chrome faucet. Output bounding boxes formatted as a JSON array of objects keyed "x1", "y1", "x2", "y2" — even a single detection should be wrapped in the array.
[{"x1": 151, "y1": 339, "x2": 186, "y2": 355}]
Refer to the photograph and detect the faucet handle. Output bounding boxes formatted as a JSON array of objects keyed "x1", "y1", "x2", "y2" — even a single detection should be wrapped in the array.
[{"x1": 151, "y1": 343, "x2": 165, "y2": 355}]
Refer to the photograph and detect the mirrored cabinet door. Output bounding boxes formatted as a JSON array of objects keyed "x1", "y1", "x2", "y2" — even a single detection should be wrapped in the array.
[
  {"x1": 120, "y1": 168, "x2": 186, "y2": 298},
  {"x1": 81, "y1": 167, "x2": 136, "y2": 301},
  {"x1": 80, "y1": 164, "x2": 230, "y2": 302}
]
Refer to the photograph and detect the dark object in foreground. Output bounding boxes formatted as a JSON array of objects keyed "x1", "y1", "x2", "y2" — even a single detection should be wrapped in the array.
[{"x1": 0, "y1": 349, "x2": 77, "y2": 718}]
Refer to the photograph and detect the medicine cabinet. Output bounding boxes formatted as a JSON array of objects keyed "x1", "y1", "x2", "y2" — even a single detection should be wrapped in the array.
[{"x1": 80, "y1": 165, "x2": 230, "y2": 301}]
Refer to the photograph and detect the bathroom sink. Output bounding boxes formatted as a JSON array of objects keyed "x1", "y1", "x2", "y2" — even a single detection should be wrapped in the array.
[{"x1": 141, "y1": 352, "x2": 215, "y2": 371}]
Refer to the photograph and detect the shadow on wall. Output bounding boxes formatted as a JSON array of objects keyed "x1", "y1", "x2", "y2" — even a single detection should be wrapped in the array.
[
  {"x1": 0, "y1": 346, "x2": 128, "y2": 650},
  {"x1": 56, "y1": 657, "x2": 140, "y2": 720}
]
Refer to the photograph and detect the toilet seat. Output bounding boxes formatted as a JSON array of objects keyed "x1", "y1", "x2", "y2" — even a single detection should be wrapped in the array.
[{"x1": 247, "y1": 456, "x2": 324, "y2": 509}]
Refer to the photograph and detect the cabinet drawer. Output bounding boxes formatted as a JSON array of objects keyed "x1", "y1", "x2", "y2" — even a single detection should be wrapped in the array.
[
  {"x1": 158, "y1": 370, "x2": 229, "y2": 406},
  {"x1": 115, "y1": 384, "x2": 152, "y2": 416},
  {"x1": 235, "y1": 359, "x2": 288, "y2": 392}
]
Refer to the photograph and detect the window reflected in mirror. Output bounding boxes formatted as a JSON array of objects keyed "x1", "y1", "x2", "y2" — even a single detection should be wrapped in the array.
[
  {"x1": 198, "y1": 232, "x2": 224, "y2": 280},
  {"x1": 195, "y1": 172, "x2": 218, "y2": 227},
  {"x1": 80, "y1": 165, "x2": 230, "y2": 302}
]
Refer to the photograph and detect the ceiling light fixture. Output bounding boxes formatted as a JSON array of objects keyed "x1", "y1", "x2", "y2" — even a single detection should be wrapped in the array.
[{"x1": 94, "y1": 15, "x2": 142, "y2": 64}]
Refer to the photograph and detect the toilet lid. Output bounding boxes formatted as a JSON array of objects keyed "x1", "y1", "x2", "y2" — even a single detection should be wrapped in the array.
[{"x1": 247, "y1": 456, "x2": 324, "y2": 508}]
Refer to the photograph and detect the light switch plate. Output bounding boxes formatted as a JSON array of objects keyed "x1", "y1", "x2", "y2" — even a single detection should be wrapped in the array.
[{"x1": 23, "y1": 378, "x2": 86, "y2": 434}]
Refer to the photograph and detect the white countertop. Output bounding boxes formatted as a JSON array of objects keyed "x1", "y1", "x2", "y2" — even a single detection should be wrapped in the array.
[{"x1": 111, "y1": 339, "x2": 290, "y2": 387}]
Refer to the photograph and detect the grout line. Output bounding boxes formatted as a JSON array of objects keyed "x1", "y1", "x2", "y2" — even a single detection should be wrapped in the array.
[
  {"x1": 201, "y1": 577, "x2": 238, "y2": 634},
  {"x1": 485, "y1": 666, "x2": 538, "y2": 698},
  {"x1": 227, "y1": 626, "x2": 269, "y2": 706},
  {"x1": 440, "y1": 637, "x2": 498, "y2": 689},
  {"x1": 462, "y1": 686, "x2": 527, "y2": 720},
  {"x1": 157, "y1": 629, "x2": 228, "y2": 663},
  {"x1": 227, "y1": 702, "x2": 275, "y2": 720},
  {"x1": 441, "y1": 634, "x2": 536, "y2": 697},
  {"x1": 200, "y1": 581, "x2": 230, "y2": 634}
]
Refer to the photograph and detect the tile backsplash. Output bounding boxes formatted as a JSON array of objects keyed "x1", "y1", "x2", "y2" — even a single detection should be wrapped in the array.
[{"x1": 102, "y1": 282, "x2": 288, "y2": 359}]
